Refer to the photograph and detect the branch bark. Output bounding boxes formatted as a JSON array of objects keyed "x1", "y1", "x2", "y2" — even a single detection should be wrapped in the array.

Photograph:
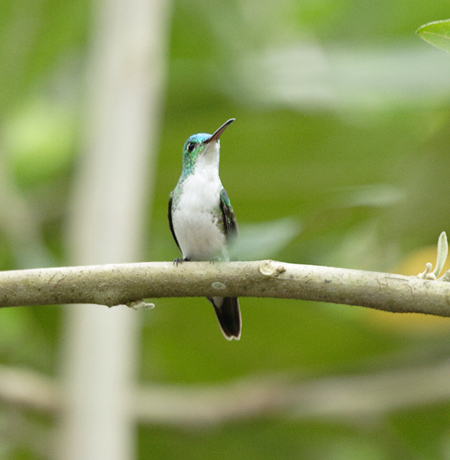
[{"x1": 0, "y1": 260, "x2": 450, "y2": 317}]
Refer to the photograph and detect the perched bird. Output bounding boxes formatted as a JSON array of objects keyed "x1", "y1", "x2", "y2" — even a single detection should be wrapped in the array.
[{"x1": 168, "y1": 119, "x2": 241, "y2": 340}]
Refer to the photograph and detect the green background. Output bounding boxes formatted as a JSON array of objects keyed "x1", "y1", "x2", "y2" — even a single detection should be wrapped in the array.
[{"x1": 2, "y1": 0, "x2": 450, "y2": 458}]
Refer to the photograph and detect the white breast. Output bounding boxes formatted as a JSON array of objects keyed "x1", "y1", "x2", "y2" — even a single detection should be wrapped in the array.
[{"x1": 172, "y1": 154, "x2": 227, "y2": 261}]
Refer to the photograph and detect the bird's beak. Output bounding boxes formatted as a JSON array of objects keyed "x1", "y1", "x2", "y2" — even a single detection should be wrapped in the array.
[{"x1": 204, "y1": 118, "x2": 235, "y2": 144}]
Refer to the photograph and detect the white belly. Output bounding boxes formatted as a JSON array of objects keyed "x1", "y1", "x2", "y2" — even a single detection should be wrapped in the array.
[{"x1": 172, "y1": 172, "x2": 227, "y2": 261}]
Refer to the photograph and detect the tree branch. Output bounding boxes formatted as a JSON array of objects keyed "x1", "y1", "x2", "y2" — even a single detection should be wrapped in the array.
[
  {"x1": 0, "y1": 260, "x2": 449, "y2": 316},
  {"x1": 133, "y1": 359, "x2": 450, "y2": 425},
  {"x1": 3, "y1": 360, "x2": 450, "y2": 425}
]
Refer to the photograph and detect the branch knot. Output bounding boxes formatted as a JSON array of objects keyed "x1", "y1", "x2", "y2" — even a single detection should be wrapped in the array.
[{"x1": 259, "y1": 260, "x2": 286, "y2": 278}]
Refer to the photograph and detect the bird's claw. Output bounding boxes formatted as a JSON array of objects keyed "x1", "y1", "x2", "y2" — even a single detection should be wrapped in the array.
[
  {"x1": 209, "y1": 256, "x2": 224, "y2": 264},
  {"x1": 173, "y1": 257, "x2": 190, "y2": 266}
]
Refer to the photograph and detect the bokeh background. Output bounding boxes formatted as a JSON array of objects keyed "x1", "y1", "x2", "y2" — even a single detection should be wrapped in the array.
[{"x1": 2, "y1": 0, "x2": 450, "y2": 459}]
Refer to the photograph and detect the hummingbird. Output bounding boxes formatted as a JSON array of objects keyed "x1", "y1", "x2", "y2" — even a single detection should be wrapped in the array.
[{"x1": 168, "y1": 118, "x2": 241, "y2": 340}]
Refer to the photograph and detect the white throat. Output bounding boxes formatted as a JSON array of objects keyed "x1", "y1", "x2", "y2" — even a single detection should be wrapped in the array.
[{"x1": 194, "y1": 141, "x2": 220, "y2": 174}]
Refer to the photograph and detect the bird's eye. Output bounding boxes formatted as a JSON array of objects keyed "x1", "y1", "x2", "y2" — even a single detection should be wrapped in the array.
[{"x1": 187, "y1": 142, "x2": 196, "y2": 153}]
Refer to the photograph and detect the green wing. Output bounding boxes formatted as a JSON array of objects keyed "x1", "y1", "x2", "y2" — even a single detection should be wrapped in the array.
[{"x1": 220, "y1": 188, "x2": 238, "y2": 241}]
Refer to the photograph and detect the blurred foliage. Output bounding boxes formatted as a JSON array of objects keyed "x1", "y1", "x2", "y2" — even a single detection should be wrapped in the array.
[{"x1": 2, "y1": 0, "x2": 450, "y2": 458}]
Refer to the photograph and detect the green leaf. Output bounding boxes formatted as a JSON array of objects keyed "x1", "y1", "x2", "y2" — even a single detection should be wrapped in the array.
[
  {"x1": 433, "y1": 231, "x2": 448, "y2": 278},
  {"x1": 417, "y1": 20, "x2": 450, "y2": 54}
]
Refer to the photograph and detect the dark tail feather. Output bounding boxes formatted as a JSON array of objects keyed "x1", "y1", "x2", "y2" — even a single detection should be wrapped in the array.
[{"x1": 207, "y1": 297, "x2": 241, "y2": 340}]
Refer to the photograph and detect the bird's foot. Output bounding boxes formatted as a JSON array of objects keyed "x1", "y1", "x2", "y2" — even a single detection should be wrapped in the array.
[
  {"x1": 209, "y1": 256, "x2": 225, "y2": 264},
  {"x1": 173, "y1": 257, "x2": 190, "y2": 266}
]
